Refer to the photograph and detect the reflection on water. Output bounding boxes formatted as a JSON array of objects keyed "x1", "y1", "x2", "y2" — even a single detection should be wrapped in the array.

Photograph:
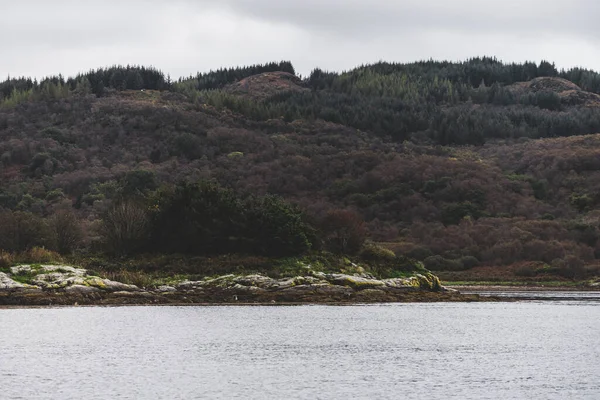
[
  {"x1": 461, "y1": 290, "x2": 600, "y2": 302},
  {"x1": 1, "y1": 301, "x2": 599, "y2": 400}
]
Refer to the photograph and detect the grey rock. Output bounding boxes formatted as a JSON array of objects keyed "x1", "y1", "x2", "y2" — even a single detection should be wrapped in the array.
[
  {"x1": 111, "y1": 291, "x2": 153, "y2": 297},
  {"x1": 175, "y1": 281, "x2": 201, "y2": 291},
  {"x1": 156, "y1": 285, "x2": 177, "y2": 293},
  {"x1": 231, "y1": 284, "x2": 267, "y2": 294},
  {"x1": 8, "y1": 264, "x2": 141, "y2": 292},
  {"x1": 353, "y1": 288, "x2": 389, "y2": 301},
  {"x1": 65, "y1": 285, "x2": 102, "y2": 294},
  {"x1": 234, "y1": 274, "x2": 275, "y2": 288},
  {"x1": 280, "y1": 283, "x2": 352, "y2": 296},
  {"x1": 199, "y1": 275, "x2": 237, "y2": 288},
  {"x1": 0, "y1": 272, "x2": 33, "y2": 290},
  {"x1": 442, "y1": 287, "x2": 460, "y2": 293},
  {"x1": 383, "y1": 277, "x2": 418, "y2": 288},
  {"x1": 101, "y1": 280, "x2": 140, "y2": 292},
  {"x1": 324, "y1": 274, "x2": 386, "y2": 289},
  {"x1": 11, "y1": 265, "x2": 87, "y2": 276}
]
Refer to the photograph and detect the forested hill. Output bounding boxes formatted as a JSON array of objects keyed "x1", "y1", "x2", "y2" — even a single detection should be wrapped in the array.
[
  {"x1": 3, "y1": 57, "x2": 600, "y2": 145},
  {"x1": 2, "y1": 57, "x2": 600, "y2": 281}
]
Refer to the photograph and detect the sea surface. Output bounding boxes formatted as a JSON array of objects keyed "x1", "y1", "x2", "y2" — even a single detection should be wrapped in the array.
[{"x1": 1, "y1": 297, "x2": 599, "y2": 399}]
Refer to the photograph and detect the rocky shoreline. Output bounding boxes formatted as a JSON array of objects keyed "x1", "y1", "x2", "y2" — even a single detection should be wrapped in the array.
[{"x1": 0, "y1": 264, "x2": 489, "y2": 306}]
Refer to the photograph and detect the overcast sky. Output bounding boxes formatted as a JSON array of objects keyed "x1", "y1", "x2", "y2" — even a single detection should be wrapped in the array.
[{"x1": 2, "y1": 0, "x2": 600, "y2": 79}]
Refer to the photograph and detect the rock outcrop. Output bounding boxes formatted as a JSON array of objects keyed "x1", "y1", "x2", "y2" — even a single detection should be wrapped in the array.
[
  {"x1": 169, "y1": 271, "x2": 451, "y2": 303},
  {"x1": 9, "y1": 265, "x2": 140, "y2": 292},
  {"x1": 0, "y1": 272, "x2": 37, "y2": 291},
  {"x1": 0, "y1": 264, "x2": 479, "y2": 306},
  {"x1": 507, "y1": 77, "x2": 600, "y2": 107},
  {"x1": 224, "y1": 72, "x2": 308, "y2": 100}
]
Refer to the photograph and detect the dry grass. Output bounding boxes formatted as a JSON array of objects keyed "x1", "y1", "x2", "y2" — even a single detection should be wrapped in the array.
[
  {"x1": 17, "y1": 247, "x2": 63, "y2": 264},
  {"x1": 99, "y1": 269, "x2": 155, "y2": 289},
  {"x1": 0, "y1": 251, "x2": 14, "y2": 269}
]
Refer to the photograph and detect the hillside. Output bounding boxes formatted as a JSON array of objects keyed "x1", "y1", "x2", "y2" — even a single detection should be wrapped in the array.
[{"x1": 1, "y1": 58, "x2": 600, "y2": 282}]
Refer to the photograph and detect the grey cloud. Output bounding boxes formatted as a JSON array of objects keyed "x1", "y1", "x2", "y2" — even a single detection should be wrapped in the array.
[
  {"x1": 1, "y1": 0, "x2": 170, "y2": 49},
  {"x1": 181, "y1": 0, "x2": 600, "y2": 39},
  {"x1": 1, "y1": 0, "x2": 600, "y2": 79}
]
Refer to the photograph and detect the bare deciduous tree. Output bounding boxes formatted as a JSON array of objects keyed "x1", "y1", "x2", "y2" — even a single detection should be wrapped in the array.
[
  {"x1": 49, "y1": 210, "x2": 83, "y2": 254},
  {"x1": 99, "y1": 201, "x2": 150, "y2": 255}
]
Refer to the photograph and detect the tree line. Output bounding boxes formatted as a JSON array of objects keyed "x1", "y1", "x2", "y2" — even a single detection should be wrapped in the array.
[
  {"x1": 0, "y1": 175, "x2": 369, "y2": 260},
  {"x1": 195, "y1": 58, "x2": 600, "y2": 145},
  {"x1": 1, "y1": 61, "x2": 297, "y2": 108}
]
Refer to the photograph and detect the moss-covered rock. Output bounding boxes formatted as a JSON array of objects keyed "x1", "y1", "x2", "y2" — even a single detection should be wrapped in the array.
[
  {"x1": 415, "y1": 273, "x2": 443, "y2": 291},
  {"x1": 0, "y1": 272, "x2": 38, "y2": 290},
  {"x1": 323, "y1": 274, "x2": 386, "y2": 290},
  {"x1": 1, "y1": 264, "x2": 471, "y2": 305},
  {"x1": 3, "y1": 265, "x2": 140, "y2": 292}
]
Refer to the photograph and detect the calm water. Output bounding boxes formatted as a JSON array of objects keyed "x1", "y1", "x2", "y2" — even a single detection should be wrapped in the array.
[
  {"x1": 1, "y1": 301, "x2": 599, "y2": 400},
  {"x1": 462, "y1": 290, "x2": 600, "y2": 302}
]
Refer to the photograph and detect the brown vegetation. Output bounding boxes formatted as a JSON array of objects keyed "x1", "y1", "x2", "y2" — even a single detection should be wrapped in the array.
[
  {"x1": 224, "y1": 72, "x2": 308, "y2": 100},
  {"x1": 1, "y1": 59, "x2": 600, "y2": 282}
]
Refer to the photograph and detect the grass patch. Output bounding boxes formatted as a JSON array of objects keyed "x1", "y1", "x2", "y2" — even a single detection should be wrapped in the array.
[
  {"x1": 10, "y1": 269, "x2": 38, "y2": 285},
  {"x1": 66, "y1": 251, "x2": 434, "y2": 285},
  {"x1": 97, "y1": 269, "x2": 157, "y2": 289},
  {"x1": 16, "y1": 248, "x2": 63, "y2": 264}
]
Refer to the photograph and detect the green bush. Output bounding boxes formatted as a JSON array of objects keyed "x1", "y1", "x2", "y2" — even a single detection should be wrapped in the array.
[
  {"x1": 244, "y1": 195, "x2": 314, "y2": 256},
  {"x1": 360, "y1": 243, "x2": 396, "y2": 262},
  {"x1": 404, "y1": 246, "x2": 434, "y2": 261},
  {"x1": 49, "y1": 210, "x2": 83, "y2": 254},
  {"x1": 423, "y1": 255, "x2": 465, "y2": 271},
  {"x1": 99, "y1": 200, "x2": 151, "y2": 255},
  {"x1": 150, "y1": 182, "x2": 314, "y2": 257},
  {"x1": 555, "y1": 256, "x2": 586, "y2": 279},
  {"x1": 442, "y1": 202, "x2": 485, "y2": 225},
  {"x1": 570, "y1": 193, "x2": 594, "y2": 212},
  {"x1": 460, "y1": 256, "x2": 480, "y2": 269},
  {"x1": 121, "y1": 170, "x2": 157, "y2": 197},
  {"x1": 150, "y1": 182, "x2": 244, "y2": 255},
  {"x1": 514, "y1": 264, "x2": 538, "y2": 277},
  {"x1": 0, "y1": 212, "x2": 52, "y2": 252}
]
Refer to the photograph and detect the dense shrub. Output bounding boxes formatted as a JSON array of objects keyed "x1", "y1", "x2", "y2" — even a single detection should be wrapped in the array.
[
  {"x1": 460, "y1": 256, "x2": 480, "y2": 269},
  {"x1": 0, "y1": 212, "x2": 52, "y2": 252},
  {"x1": 150, "y1": 182, "x2": 314, "y2": 257},
  {"x1": 514, "y1": 264, "x2": 539, "y2": 277},
  {"x1": 423, "y1": 255, "x2": 465, "y2": 271},
  {"x1": 48, "y1": 210, "x2": 83, "y2": 254},
  {"x1": 120, "y1": 170, "x2": 157, "y2": 198},
  {"x1": 360, "y1": 242, "x2": 396, "y2": 262},
  {"x1": 555, "y1": 256, "x2": 586, "y2": 279},
  {"x1": 99, "y1": 201, "x2": 151, "y2": 255},
  {"x1": 403, "y1": 245, "x2": 434, "y2": 261},
  {"x1": 150, "y1": 182, "x2": 244, "y2": 254},
  {"x1": 243, "y1": 195, "x2": 314, "y2": 256}
]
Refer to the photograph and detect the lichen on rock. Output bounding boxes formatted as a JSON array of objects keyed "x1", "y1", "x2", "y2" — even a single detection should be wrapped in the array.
[
  {"x1": 1, "y1": 263, "x2": 461, "y2": 306},
  {"x1": 323, "y1": 274, "x2": 387, "y2": 290},
  {"x1": 0, "y1": 272, "x2": 37, "y2": 290},
  {"x1": 3, "y1": 264, "x2": 141, "y2": 293}
]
